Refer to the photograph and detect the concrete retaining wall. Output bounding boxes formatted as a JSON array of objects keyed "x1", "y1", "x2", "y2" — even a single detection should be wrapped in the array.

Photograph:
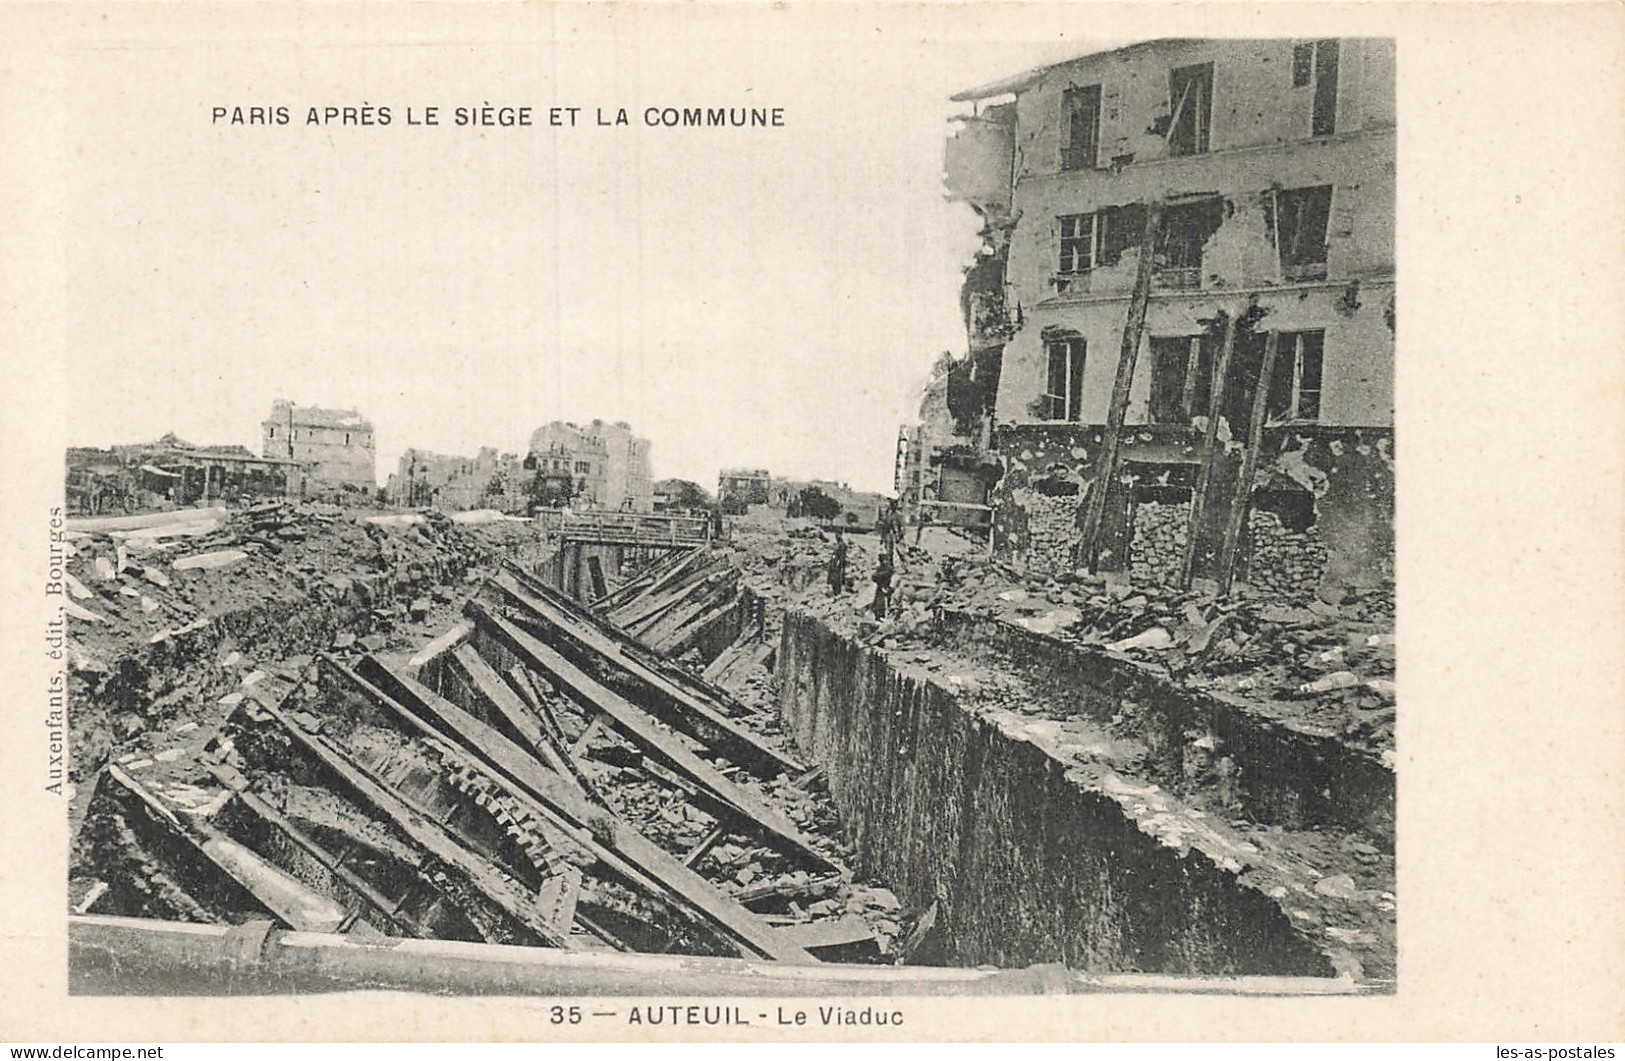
[{"x1": 776, "y1": 610, "x2": 1335, "y2": 976}]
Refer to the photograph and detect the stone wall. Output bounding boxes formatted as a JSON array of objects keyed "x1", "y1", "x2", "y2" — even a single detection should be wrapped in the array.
[
  {"x1": 1129, "y1": 499, "x2": 1190, "y2": 586},
  {"x1": 1243, "y1": 510, "x2": 1329, "y2": 600},
  {"x1": 1017, "y1": 490, "x2": 1081, "y2": 575}
]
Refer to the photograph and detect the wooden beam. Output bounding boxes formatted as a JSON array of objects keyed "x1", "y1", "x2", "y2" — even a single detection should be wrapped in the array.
[
  {"x1": 1218, "y1": 329, "x2": 1281, "y2": 594},
  {"x1": 1179, "y1": 307, "x2": 1242, "y2": 588},
  {"x1": 571, "y1": 713, "x2": 607, "y2": 759},
  {"x1": 212, "y1": 769, "x2": 424, "y2": 939},
  {"x1": 505, "y1": 664, "x2": 606, "y2": 802},
  {"x1": 464, "y1": 601, "x2": 832, "y2": 872},
  {"x1": 507, "y1": 562, "x2": 756, "y2": 720},
  {"x1": 596, "y1": 547, "x2": 700, "y2": 610},
  {"x1": 342, "y1": 653, "x2": 818, "y2": 964},
  {"x1": 449, "y1": 643, "x2": 581, "y2": 791},
  {"x1": 1080, "y1": 201, "x2": 1164, "y2": 571},
  {"x1": 104, "y1": 766, "x2": 352, "y2": 934},
  {"x1": 487, "y1": 573, "x2": 803, "y2": 778},
  {"x1": 253, "y1": 693, "x2": 577, "y2": 950},
  {"x1": 683, "y1": 824, "x2": 728, "y2": 867}
]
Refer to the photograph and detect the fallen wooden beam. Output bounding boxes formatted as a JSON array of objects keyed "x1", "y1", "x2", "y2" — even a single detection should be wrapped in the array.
[
  {"x1": 594, "y1": 547, "x2": 700, "y2": 610},
  {"x1": 253, "y1": 691, "x2": 578, "y2": 950},
  {"x1": 487, "y1": 573, "x2": 803, "y2": 778},
  {"x1": 212, "y1": 769, "x2": 421, "y2": 939},
  {"x1": 774, "y1": 915, "x2": 877, "y2": 952},
  {"x1": 608, "y1": 561, "x2": 733, "y2": 632},
  {"x1": 506, "y1": 562, "x2": 757, "y2": 720},
  {"x1": 464, "y1": 600, "x2": 831, "y2": 872},
  {"x1": 344, "y1": 654, "x2": 817, "y2": 964},
  {"x1": 104, "y1": 766, "x2": 353, "y2": 935},
  {"x1": 448, "y1": 643, "x2": 581, "y2": 791}
]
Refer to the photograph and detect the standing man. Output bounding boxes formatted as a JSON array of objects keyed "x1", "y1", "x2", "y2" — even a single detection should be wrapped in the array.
[
  {"x1": 871, "y1": 550, "x2": 894, "y2": 619},
  {"x1": 828, "y1": 529, "x2": 849, "y2": 597}
]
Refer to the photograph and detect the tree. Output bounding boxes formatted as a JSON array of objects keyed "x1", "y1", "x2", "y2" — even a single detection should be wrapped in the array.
[
  {"x1": 655, "y1": 478, "x2": 713, "y2": 511},
  {"x1": 797, "y1": 485, "x2": 842, "y2": 523}
]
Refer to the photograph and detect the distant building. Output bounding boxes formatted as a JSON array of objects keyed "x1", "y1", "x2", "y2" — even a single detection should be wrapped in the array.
[
  {"x1": 262, "y1": 400, "x2": 376, "y2": 489},
  {"x1": 66, "y1": 432, "x2": 303, "y2": 515},
  {"x1": 717, "y1": 468, "x2": 772, "y2": 508},
  {"x1": 527, "y1": 420, "x2": 653, "y2": 512},
  {"x1": 386, "y1": 446, "x2": 526, "y2": 513}
]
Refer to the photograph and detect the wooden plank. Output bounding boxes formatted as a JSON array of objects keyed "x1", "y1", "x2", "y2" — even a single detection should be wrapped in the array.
[
  {"x1": 1081, "y1": 201, "x2": 1164, "y2": 571},
  {"x1": 487, "y1": 573, "x2": 801, "y2": 778},
  {"x1": 1179, "y1": 307, "x2": 1242, "y2": 588},
  {"x1": 505, "y1": 665, "x2": 606, "y2": 802},
  {"x1": 104, "y1": 766, "x2": 351, "y2": 934},
  {"x1": 465, "y1": 601, "x2": 831, "y2": 872},
  {"x1": 449, "y1": 644, "x2": 580, "y2": 789},
  {"x1": 407, "y1": 620, "x2": 473, "y2": 674},
  {"x1": 213, "y1": 770, "x2": 425, "y2": 939},
  {"x1": 1218, "y1": 328, "x2": 1281, "y2": 594},
  {"x1": 683, "y1": 824, "x2": 727, "y2": 867},
  {"x1": 571, "y1": 713, "x2": 607, "y2": 759},
  {"x1": 253, "y1": 693, "x2": 577, "y2": 950},
  {"x1": 773, "y1": 915, "x2": 877, "y2": 951},
  {"x1": 343, "y1": 654, "x2": 818, "y2": 964}
]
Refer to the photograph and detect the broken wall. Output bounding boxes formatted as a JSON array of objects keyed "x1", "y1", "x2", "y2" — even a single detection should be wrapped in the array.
[
  {"x1": 944, "y1": 104, "x2": 1016, "y2": 213},
  {"x1": 987, "y1": 422, "x2": 1392, "y2": 594},
  {"x1": 1010, "y1": 39, "x2": 1395, "y2": 179}
]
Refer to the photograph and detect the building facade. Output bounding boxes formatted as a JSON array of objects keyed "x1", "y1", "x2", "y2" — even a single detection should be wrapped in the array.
[
  {"x1": 527, "y1": 420, "x2": 653, "y2": 512},
  {"x1": 944, "y1": 38, "x2": 1395, "y2": 600},
  {"x1": 261, "y1": 400, "x2": 376, "y2": 490},
  {"x1": 386, "y1": 446, "x2": 527, "y2": 513}
]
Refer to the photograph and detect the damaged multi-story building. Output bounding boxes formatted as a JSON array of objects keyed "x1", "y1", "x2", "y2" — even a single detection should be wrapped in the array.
[
  {"x1": 261, "y1": 400, "x2": 377, "y2": 495},
  {"x1": 386, "y1": 447, "x2": 529, "y2": 513},
  {"x1": 942, "y1": 38, "x2": 1395, "y2": 600},
  {"x1": 528, "y1": 420, "x2": 654, "y2": 513}
]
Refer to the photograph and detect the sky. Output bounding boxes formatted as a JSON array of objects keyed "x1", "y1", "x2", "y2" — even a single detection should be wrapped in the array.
[{"x1": 62, "y1": 7, "x2": 1108, "y2": 493}]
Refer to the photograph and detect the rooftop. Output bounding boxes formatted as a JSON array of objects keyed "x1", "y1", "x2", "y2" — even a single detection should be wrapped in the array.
[{"x1": 950, "y1": 39, "x2": 1182, "y2": 102}]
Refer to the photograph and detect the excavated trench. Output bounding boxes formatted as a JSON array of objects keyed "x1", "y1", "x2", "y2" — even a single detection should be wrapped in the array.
[{"x1": 69, "y1": 519, "x2": 1386, "y2": 992}]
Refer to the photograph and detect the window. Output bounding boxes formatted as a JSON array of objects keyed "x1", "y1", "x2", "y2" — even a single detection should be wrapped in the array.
[
  {"x1": 1148, "y1": 335, "x2": 1213, "y2": 424},
  {"x1": 267, "y1": 426, "x2": 276, "y2": 439},
  {"x1": 1155, "y1": 197, "x2": 1225, "y2": 289},
  {"x1": 344, "y1": 432, "x2": 350, "y2": 446},
  {"x1": 574, "y1": 461, "x2": 591, "y2": 474},
  {"x1": 1294, "y1": 40, "x2": 1340, "y2": 136},
  {"x1": 1273, "y1": 185, "x2": 1333, "y2": 280},
  {"x1": 1267, "y1": 331, "x2": 1325, "y2": 422},
  {"x1": 1042, "y1": 337, "x2": 1086, "y2": 422},
  {"x1": 1058, "y1": 214, "x2": 1098, "y2": 274},
  {"x1": 1168, "y1": 62, "x2": 1213, "y2": 156},
  {"x1": 1060, "y1": 84, "x2": 1102, "y2": 171},
  {"x1": 1056, "y1": 213, "x2": 1101, "y2": 293},
  {"x1": 1291, "y1": 43, "x2": 1315, "y2": 87}
]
